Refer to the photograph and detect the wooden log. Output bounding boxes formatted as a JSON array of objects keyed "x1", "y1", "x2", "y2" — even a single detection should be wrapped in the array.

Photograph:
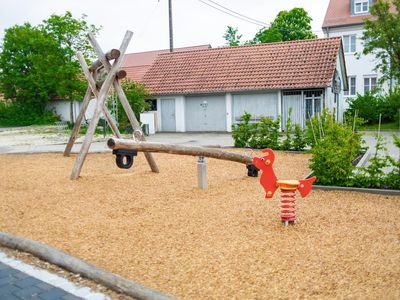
[
  {"x1": 89, "y1": 48, "x2": 120, "y2": 71},
  {"x1": 63, "y1": 86, "x2": 92, "y2": 156},
  {"x1": 76, "y1": 53, "x2": 121, "y2": 139},
  {"x1": 96, "y1": 70, "x2": 127, "y2": 89},
  {"x1": 70, "y1": 32, "x2": 132, "y2": 180},
  {"x1": 87, "y1": 32, "x2": 160, "y2": 173},
  {"x1": 0, "y1": 232, "x2": 175, "y2": 300},
  {"x1": 107, "y1": 138, "x2": 253, "y2": 165}
]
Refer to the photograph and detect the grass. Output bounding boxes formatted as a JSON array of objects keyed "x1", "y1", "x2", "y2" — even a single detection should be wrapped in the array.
[{"x1": 358, "y1": 121, "x2": 400, "y2": 131}]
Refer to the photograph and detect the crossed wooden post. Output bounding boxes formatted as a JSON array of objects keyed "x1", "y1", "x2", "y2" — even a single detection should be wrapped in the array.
[{"x1": 66, "y1": 31, "x2": 159, "y2": 180}]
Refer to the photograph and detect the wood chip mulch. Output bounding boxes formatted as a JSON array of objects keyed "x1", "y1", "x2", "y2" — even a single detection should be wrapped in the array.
[{"x1": 0, "y1": 152, "x2": 399, "y2": 299}]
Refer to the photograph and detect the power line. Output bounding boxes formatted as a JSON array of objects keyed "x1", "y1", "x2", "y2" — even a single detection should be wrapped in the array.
[
  {"x1": 197, "y1": 0, "x2": 266, "y2": 27},
  {"x1": 204, "y1": 0, "x2": 269, "y2": 27},
  {"x1": 197, "y1": 0, "x2": 324, "y2": 34}
]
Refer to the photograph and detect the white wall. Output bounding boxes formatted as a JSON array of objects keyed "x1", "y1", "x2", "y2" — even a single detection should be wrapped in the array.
[
  {"x1": 324, "y1": 24, "x2": 389, "y2": 105},
  {"x1": 46, "y1": 100, "x2": 82, "y2": 122}
]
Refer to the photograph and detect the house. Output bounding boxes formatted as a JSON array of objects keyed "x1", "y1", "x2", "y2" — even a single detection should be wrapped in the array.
[
  {"x1": 140, "y1": 37, "x2": 348, "y2": 132},
  {"x1": 47, "y1": 45, "x2": 211, "y2": 123},
  {"x1": 322, "y1": 0, "x2": 390, "y2": 100}
]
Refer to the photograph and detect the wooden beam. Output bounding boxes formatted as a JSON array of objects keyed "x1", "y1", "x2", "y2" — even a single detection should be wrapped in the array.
[
  {"x1": 70, "y1": 32, "x2": 132, "y2": 180},
  {"x1": 0, "y1": 232, "x2": 175, "y2": 300},
  {"x1": 87, "y1": 32, "x2": 160, "y2": 173},
  {"x1": 75, "y1": 53, "x2": 121, "y2": 138},
  {"x1": 89, "y1": 48, "x2": 120, "y2": 72},
  {"x1": 107, "y1": 138, "x2": 253, "y2": 165},
  {"x1": 63, "y1": 87, "x2": 92, "y2": 156},
  {"x1": 96, "y1": 70, "x2": 127, "y2": 89}
]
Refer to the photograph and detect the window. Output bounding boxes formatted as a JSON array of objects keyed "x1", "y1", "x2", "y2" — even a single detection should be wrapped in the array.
[
  {"x1": 146, "y1": 99, "x2": 157, "y2": 111},
  {"x1": 344, "y1": 76, "x2": 357, "y2": 96},
  {"x1": 354, "y1": 0, "x2": 369, "y2": 14},
  {"x1": 364, "y1": 76, "x2": 377, "y2": 93},
  {"x1": 343, "y1": 35, "x2": 356, "y2": 53}
]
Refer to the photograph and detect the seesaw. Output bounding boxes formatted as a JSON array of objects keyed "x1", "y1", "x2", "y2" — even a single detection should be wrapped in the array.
[{"x1": 107, "y1": 138, "x2": 259, "y2": 189}]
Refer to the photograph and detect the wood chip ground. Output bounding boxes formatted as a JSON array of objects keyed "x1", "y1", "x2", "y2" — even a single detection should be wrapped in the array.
[{"x1": 0, "y1": 152, "x2": 399, "y2": 299}]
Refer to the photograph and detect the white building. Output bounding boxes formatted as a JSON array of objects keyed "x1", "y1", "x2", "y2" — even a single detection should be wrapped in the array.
[
  {"x1": 141, "y1": 38, "x2": 347, "y2": 132},
  {"x1": 322, "y1": 0, "x2": 389, "y2": 104}
]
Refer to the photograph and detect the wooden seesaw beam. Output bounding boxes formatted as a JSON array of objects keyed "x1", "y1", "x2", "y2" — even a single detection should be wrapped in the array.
[{"x1": 107, "y1": 138, "x2": 258, "y2": 169}]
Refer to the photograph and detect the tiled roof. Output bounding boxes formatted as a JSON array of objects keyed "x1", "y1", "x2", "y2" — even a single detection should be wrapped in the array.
[
  {"x1": 142, "y1": 37, "x2": 343, "y2": 95},
  {"x1": 121, "y1": 45, "x2": 211, "y2": 82},
  {"x1": 322, "y1": 0, "x2": 375, "y2": 28}
]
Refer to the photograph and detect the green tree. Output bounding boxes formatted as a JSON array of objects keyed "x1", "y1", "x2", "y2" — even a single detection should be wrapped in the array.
[
  {"x1": 223, "y1": 26, "x2": 242, "y2": 46},
  {"x1": 41, "y1": 12, "x2": 101, "y2": 61},
  {"x1": 362, "y1": 0, "x2": 400, "y2": 90},
  {"x1": 117, "y1": 80, "x2": 151, "y2": 130},
  {"x1": 254, "y1": 8, "x2": 316, "y2": 43},
  {"x1": 0, "y1": 12, "x2": 100, "y2": 123}
]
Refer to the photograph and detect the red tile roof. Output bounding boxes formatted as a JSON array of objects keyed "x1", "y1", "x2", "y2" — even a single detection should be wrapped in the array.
[
  {"x1": 323, "y1": 0, "x2": 375, "y2": 28},
  {"x1": 142, "y1": 37, "x2": 343, "y2": 95},
  {"x1": 121, "y1": 45, "x2": 211, "y2": 82}
]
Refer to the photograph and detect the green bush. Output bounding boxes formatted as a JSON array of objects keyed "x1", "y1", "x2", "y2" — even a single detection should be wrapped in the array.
[
  {"x1": 0, "y1": 102, "x2": 59, "y2": 126},
  {"x1": 232, "y1": 112, "x2": 253, "y2": 147},
  {"x1": 292, "y1": 124, "x2": 307, "y2": 151},
  {"x1": 346, "y1": 88, "x2": 400, "y2": 124},
  {"x1": 305, "y1": 109, "x2": 335, "y2": 148},
  {"x1": 309, "y1": 116, "x2": 362, "y2": 186},
  {"x1": 281, "y1": 108, "x2": 293, "y2": 150},
  {"x1": 248, "y1": 116, "x2": 281, "y2": 149}
]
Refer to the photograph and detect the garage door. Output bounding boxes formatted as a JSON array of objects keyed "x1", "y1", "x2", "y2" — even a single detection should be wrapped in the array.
[
  {"x1": 233, "y1": 93, "x2": 278, "y2": 123},
  {"x1": 185, "y1": 96, "x2": 226, "y2": 131}
]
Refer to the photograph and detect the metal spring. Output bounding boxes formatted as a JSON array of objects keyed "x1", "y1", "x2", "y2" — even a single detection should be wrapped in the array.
[{"x1": 280, "y1": 189, "x2": 297, "y2": 224}]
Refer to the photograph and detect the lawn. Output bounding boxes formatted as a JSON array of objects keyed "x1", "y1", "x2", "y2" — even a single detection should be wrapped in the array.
[{"x1": 0, "y1": 152, "x2": 399, "y2": 299}]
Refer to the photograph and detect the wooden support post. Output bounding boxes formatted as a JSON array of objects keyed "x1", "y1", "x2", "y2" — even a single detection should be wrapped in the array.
[
  {"x1": 70, "y1": 31, "x2": 133, "y2": 180},
  {"x1": 87, "y1": 32, "x2": 160, "y2": 173},
  {"x1": 63, "y1": 87, "x2": 92, "y2": 156},
  {"x1": 76, "y1": 53, "x2": 121, "y2": 138}
]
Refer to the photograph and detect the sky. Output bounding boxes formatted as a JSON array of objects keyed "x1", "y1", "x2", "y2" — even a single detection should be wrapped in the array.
[{"x1": 0, "y1": 0, "x2": 331, "y2": 54}]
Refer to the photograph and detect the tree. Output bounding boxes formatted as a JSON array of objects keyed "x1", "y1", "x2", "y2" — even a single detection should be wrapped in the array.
[
  {"x1": 0, "y1": 12, "x2": 100, "y2": 121},
  {"x1": 117, "y1": 80, "x2": 150, "y2": 130},
  {"x1": 362, "y1": 0, "x2": 400, "y2": 90},
  {"x1": 223, "y1": 26, "x2": 242, "y2": 46},
  {"x1": 254, "y1": 8, "x2": 316, "y2": 44}
]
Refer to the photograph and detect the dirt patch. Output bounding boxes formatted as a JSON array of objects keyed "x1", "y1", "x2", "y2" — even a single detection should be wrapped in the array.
[{"x1": 0, "y1": 152, "x2": 399, "y2": 299}]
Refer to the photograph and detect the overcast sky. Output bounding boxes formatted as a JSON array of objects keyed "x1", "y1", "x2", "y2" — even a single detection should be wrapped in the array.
[{"x1": 0, "y1": 0, "x2": 330, "y2": 54}]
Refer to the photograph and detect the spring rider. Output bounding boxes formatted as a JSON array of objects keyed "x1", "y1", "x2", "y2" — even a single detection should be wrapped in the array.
[{"x1": 253, "y1": 149, "x2": 316, "y2": 226}]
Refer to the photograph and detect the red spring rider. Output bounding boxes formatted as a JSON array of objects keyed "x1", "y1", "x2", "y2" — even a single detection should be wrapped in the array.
[{"x1": 252, "y1": 149, "x2": 316, "y2": 226}]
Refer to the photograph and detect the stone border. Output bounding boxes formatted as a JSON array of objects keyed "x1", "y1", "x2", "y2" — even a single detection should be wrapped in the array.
[
  {"x1": 0, "y1": 232, "x2": 175, "y2": 300},
  {"x1": 313, "y1": 185, "x2": 400, "y2": 196}
]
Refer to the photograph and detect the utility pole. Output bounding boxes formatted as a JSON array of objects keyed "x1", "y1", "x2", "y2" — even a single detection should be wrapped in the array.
[{"x1": 168, "y1": 0, "x2": 173, "y2": 52}]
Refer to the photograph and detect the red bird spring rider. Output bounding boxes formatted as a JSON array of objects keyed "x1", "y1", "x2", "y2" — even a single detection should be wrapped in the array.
[{"x1": 252, "y1": 149, "x2": 316, "y2": 226}]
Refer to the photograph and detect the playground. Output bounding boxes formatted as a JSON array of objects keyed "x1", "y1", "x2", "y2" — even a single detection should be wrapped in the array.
[{"x1": 1, "y1": 151, "x2": 399, "y2": 299}]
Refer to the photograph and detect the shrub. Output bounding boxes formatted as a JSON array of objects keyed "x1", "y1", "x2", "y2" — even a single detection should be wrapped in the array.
[
  {"x1": 304, "y1": 109, "x2": 335, "y2": 148},
  {"x1": 232, "y1": 112, "x2": 253, "y2": 147},
  {"x1": 0, "y1": 102, "x2": 59, "y2": 126},
  {"x1": 384, "y1": 134, "x2": 400, "y2": 189},
  {"x1": 248, "y1": 116, "x2": 281, "y2": 149},
  {"x1": 346, "y1": 89, "x2": 400, "y2": 124},
  {"x1": 292, "y1": 124, "x2": 307, "y2": 151},
  {"x1": 309, "y1": 117, "x2": 362, "y2": 186},
  {"x1": 281, "y1": 108, "x2": 293, "y2": 150},
  {"x1": 351, "y1": 134, "x2": 389, "y2": 188}
]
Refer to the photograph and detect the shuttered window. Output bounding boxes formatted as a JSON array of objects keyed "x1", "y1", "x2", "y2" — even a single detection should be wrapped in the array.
[{"x1": 354, "y1": 0, "x2": 369, "y2": 14}]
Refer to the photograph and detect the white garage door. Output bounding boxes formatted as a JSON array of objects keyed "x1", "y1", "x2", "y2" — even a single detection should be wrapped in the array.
[
  {"x1": 233, "y1": 93, "x2": 278, "y2": 123},
  {"x1": 185, "y1": 96, "x2": 226, "y2": 131}
]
